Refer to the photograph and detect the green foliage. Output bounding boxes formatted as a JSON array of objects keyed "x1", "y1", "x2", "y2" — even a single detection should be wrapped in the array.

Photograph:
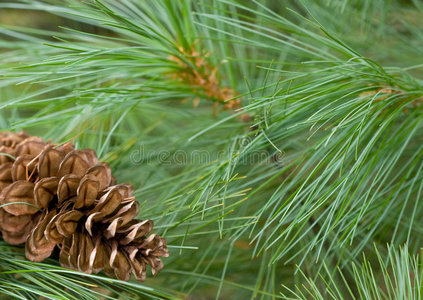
[
  {"x1": 283, "y1": 245, "x2": 423, "y2": 300},
  {"x1": 0, "y1": 0, "x2": 422, "y2": 299}
]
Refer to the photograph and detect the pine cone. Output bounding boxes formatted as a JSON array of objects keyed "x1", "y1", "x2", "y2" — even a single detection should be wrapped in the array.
[{"x1": 0, "y1": 132, "x2": 169, "y2": 281}]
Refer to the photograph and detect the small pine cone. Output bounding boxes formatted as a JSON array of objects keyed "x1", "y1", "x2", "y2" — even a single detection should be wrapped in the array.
[{"x1": 0, "y1": 131, "x2": 169, "y2": 281}]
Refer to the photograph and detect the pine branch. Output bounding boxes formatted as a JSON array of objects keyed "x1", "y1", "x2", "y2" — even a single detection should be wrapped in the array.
[
  {"x1": 0, "y1": 0, "x2": 422, "y2": 298},
  {"x1": 283, "y1": 244, "x2": 423, "y2": 300}
]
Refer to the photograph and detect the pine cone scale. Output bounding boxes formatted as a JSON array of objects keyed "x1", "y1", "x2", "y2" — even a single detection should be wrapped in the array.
[
  {"x1": 34, "y1": 177, "x2": 59, "y2": 208},
  {"x1": 0, "y1": 163, "x2": 13, "y2": 190},
  {"x1": 75, "y1": 174, "x2": 99, "y2": 209},
  {"x1": 0, "y1": 181, "x2": 39, "y2": 216},
  {"x1": 38, "y1": 146, "x2": 65, "y2": 178},
  {"x1": 25, "y1": 210, "x2": 57, "y2": 261}
]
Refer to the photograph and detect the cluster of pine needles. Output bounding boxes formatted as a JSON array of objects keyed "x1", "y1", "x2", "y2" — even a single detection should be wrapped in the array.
[{"x1": 0, "y1": 0, "x2": 423, "y2": 299}]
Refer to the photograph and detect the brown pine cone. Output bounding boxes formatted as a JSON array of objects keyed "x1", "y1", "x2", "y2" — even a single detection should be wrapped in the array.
[{"x1": 0, "y1": 131, "x2": 169, "y2": 281}]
